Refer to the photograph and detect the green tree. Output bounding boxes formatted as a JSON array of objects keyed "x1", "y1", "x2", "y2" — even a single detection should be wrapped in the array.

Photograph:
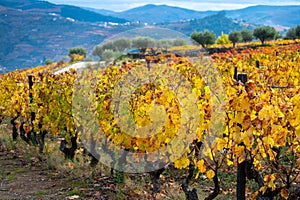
[
  {"x1": 69, "y1": 47, "x2": 87, "y2": 58},
  {"x1": 191, "y1": 30, "x2": 216, "y2": 48},
  {"x1": 45, "y1": 59, "x2": 53, "y2": 65},
  {"x1": 229, "y1": 31, "x2": 242, "y2": 47},
  {"x1": 240, "y1": 29, "x2": 253, "y2": 42},
  {"x1": 131, "y1": 37, "x2": 156, "y2": 49},
  {"x1": 101, "y1": 49, "x2": 118, "y2": 62},
  {"x1": 285, "y1": 27, "x2": 296, "y2": 40},
  {"x1": 274, "y1": 32, "x2": 282, "y2": 40},
  {"x1": 112, "y1": 38, "x2": 131, "y2": 51},
  {"x1": 287, "y1": 25, "x2": 300, "y2": 40},
  {"x1": 172, "y1": 38, "x2": 188, "y2": 46},
  {"x1": 296, "y1": 25, "x2": 300, "y2": 38},
  {"x1": 158, "y1": 39, "x2": 173, "y2": 50},
  {"x1": 216, "y1": 32, "x2": 231, "y2": 45},
  {"x1": 253, "y1": 26, "x2": 276, "y2": 44},
  {"x1": 92, "y1": 41, "x2": 115, "y2": 59}
]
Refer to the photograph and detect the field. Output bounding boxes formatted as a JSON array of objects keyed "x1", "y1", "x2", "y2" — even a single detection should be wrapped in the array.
[{"x1": 0, "y1": 41, "x2": 300, "y2": 199}]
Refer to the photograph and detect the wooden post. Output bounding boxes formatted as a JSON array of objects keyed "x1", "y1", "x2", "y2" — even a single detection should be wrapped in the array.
[
  {"x1": 236, "y1": 72, "x2": 248, "y2": 200},
  {"x1": 234, "y1": 66, "x2": 238, "y2": 80},
  {"x1": 28, "y1": 75, "x2": 35, "y2": 123},
  {"x1": 256, "y1": 60, "x2": 260, "y2": 68},
  {"x1": 28, "y1": 74, "x2": 37, "y2": 145},
  {"x1": 238, "y1": 73, "x2": 248, "y2": 84},
  {"x1": 147, "y1": 60, "x2": 151, "y2": 71},
  {"x1": 237, "y1": 161, "x2": 246, "y2": 200}
]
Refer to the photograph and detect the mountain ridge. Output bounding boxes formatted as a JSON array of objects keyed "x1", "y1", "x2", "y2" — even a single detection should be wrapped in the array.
[
  {"x1": 0, "y1": 0, "x2": 128, "y2": 23},
  {"x1": 87, "y1": 3, "x2": 300, "y2": 27}
]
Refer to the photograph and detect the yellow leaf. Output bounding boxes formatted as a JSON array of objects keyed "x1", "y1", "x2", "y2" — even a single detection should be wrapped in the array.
[
  {"x1": 217, "y1": 138, "x2": 228, "y2": 151},
  {"x1": 196, "y1": 159, "x2": 206, "y2": 173},
  {"x1": 258, "y1": 105, "x2": 275, "y2": 121},
  {"x1": 267, "y1": 149, "x2": 277, "y2": 161},
  {"x1": 263, "y1": 136, "x2": 275, "y2": 147},
  {"x1": 203, "y1": 147, "x2": 214, "y2": 161},
  {"x1": 235, "y1": 111, "x2": 245, "y2": 124},
  {"x1": 206, "y1": 170, "x2": 215, "y2": 180},
  {"x1": 260, "y1": 186, "x2": 267, "y2": 194},
  {"x1": 233, "y1": 145, "x2": 245, "y2": 163},
  {"x1": 174, "y1": 157, "x2": 190, "y2": 169},
  {"x1": 280, "y1": 188, "x2": 289, "y2": 200},
  {"x1": 274, "y1": 106, "x2": 284, "y2": 118},
  {"x1": 250, "y1": 110, "x2": 257, "y2": 121},
  {"x1": 226, "y1": 158, "x2": 233, "y2": 166},
  {"x1": 264, "y1": 174, "x2": 276, "y2": 191},
  {"x1": 249, "y1": 191, "x2": 259, "y2": 200}
]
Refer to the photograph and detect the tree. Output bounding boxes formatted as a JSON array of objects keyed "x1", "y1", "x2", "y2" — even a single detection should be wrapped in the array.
[
  {"x1": 191, "y1": 30, "x2": 216, "y2": 48},
  {"x1": 240, "y1": 29, "x2": 253, "y2": 42},
  {"x1": 274, "y1": 32, "x2": 282, "y2": 40},
  {"x1": 131, "y1": 37, "x2": 156, "y2": 49},
  {"x1": 286, "y1": 25, "x2": 300, "y2": 40},
  {"x1": 216, "y1": 32, "x2": 231, "y2": 45},
  {"x1": 229, "y1": 31, "x2": 242, "y2": 47},
  {"x1": 112, "y1": 38, "x2": 131, "y2": 51},
  {"x1": 92, "y1": 41, "x2": 115, "y2": 59},
  {"x1": 69, "y1": 47, "x2": 87, "y2": 58},
  {"x1": 158, "y1": 39, "x2": 173, "y2": 50},
  {"x1": 285, "y1": 27, "x2": 296, "y2": 40},
  {"x1": 296, "y1": 25, "x2": 300, "y2": 39},
  {"x1": 172, "y1": 38, "x2": 188, "y2": 46},
  {"x1": 253, "y1": 26, "x2": 276, "y2": 44},
  {"x1": 45, "y1": 59, "x2": 53, "y2": 65},
  {"x1": 101, "y1": 49, "x2": 118, "y2": 62}
]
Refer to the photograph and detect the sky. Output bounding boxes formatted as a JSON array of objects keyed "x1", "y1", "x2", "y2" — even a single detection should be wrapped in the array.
[{"x1": 47, "y1": 0, "x2": 300, "y2": 11}]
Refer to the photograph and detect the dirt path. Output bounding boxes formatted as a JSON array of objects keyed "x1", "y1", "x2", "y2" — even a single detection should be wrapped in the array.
[
  {"x1": 0, "y1": 147, "x2": 162, "y2": 200},
  {"x1": 0, "y1": 150, "x2": 72, "y2": 199},
  {"x1": 0, "y1": 147, "x2": 120, "y2": 200},
  {"x1": 53, "y1": 61, "x2": 105, "y2": 75}
]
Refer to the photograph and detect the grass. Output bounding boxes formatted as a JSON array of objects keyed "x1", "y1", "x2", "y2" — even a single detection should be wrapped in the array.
[
  {"x1": 34, "y1": 191, "x2": 47, "y2": 196},
  {"x1": 66, "y1": 188, "x2": 80, "y2": 196}
]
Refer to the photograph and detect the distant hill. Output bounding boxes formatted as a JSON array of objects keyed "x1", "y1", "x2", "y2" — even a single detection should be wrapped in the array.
[
  {"x1": 88, "y1": 4, "x2": 300, "y2": 27},
  {"x1": 83, "y1": 7, "x2": 117, "y2": 17},
  {"x1": 0, "y1": 0, "x2": 128, "y2": 23},
  {"x1": 159, "y1": 11, "x2": 250, "y2": 36},
  {"x1": 226, "y1": 5, "x2": 300, "y2": 27},
  {"x1": 0, "y1": 1, "x2": 135, "y2": 71},
  {"x1": 90, "y1": 4, "x2": 216, "y2": 24},
  {"x1": 0, "y1": 6, "x2": 102, "y2": 70}
]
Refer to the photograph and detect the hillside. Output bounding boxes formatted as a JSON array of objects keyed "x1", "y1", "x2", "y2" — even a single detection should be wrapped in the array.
[
  {"x1": 88, "y1": 4, "x2": 300, "y2": 27},
  {"x1": 0, "y1": 2, "x2": 139, "y2": 71},
  {"x1": 226, "y1": 5, "x2": 300, "y2": 28},
  {"x1": 159, "y1": 11, "x2": 250, "y2": 36},
  {"x1": 90, "y1": 4, "x2": 216, "y2": 24},
  {"x1": 0, "y1": 0, "x2": 128, "y2": 23},
  {"x1": 113, "y1": 4, "x2": 215, "y2": 24}
]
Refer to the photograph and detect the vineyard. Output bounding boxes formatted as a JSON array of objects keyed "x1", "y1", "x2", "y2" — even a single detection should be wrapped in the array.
[{"x1": 1, "y1": 41, "x2": 300, "y2": 199}]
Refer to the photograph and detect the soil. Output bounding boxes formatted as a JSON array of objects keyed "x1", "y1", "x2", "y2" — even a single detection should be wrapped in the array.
[
  {"x1": 0, "y1": 149, "x2": 117, "y2": 200},
  {"x1": 0, "y1": 144, "x2": 173, "y2": 200}
]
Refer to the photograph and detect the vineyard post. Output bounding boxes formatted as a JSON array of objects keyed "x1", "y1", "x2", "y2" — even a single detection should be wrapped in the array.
[
  {"x1": 28, "y1": 74, "x2": 35, "y2": 122},
  {"x1": 28, "y1": 74, "x2": 37, "y2": 145},
  {"x1": 234, "y1": 70, "x2": 248, "y2": 200},
  {"x1": 146, "y1": 60, "x2": 151, "y2": 70},
  {"x1": 237, "y1": 74, "x2": 248, "y2": 84},
  {"x1": 256, "y1": 60, "x2": 260, "y2": 68},
  {"x1": 234, "y1": 66, "x2": 238, "y2": 80}
]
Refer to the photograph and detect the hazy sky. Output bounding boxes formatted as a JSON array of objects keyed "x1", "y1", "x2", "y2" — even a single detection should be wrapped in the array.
[{"x1": 47, "y1": 0, "x2": 300, "y2": 11}]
